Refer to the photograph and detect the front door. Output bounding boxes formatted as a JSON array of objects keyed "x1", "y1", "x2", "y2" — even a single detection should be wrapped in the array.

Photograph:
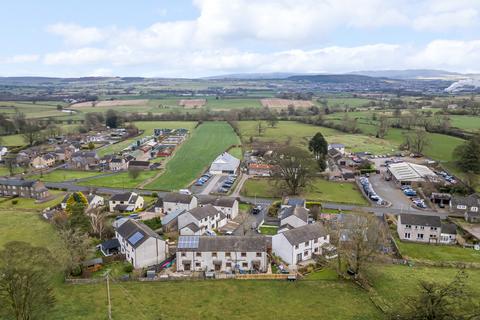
[
  {"x1": 184, "y1": 263, "x2": 191, "y2": 271},
  {"x1": 296, "y1": 253, "x2": 303, "y2": 263}
]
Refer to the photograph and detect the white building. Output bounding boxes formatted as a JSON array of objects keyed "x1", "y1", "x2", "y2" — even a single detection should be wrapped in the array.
[
  {"x1": 272, "y1": 223, "x2": 331, "y2": 266},
  {"x1": 163, "y1": 192, "x2": 197, "y2": 213},
  {"x1": 178, "y1": 205, "x2": 227, "y2": 235},
  {"x1": 197, "y1": 195, "x2": 239, "y2": 220},
  {"x1": 386, "y1": 162, "x2": 437, "y2": 185},
  {"x1": 115, "y1": 219, "x2": 168, "y2": 268},
  {"x1": 109, "y1": 192, "x2": 144, "y2": 212},
  {"x1": 397, "y1": 214, "x2": 456, "y2": 245},
  {"x1": 328, "y1": 143, "x2": 345, "y2": 155},
  {"x1": 209, "y1": 152, "x2": 240, "y2": 175},
  {"x1": 0, "y1": 146, "x2": 8, "y2": 162},
  {"x1": 278, "y1": 205, "x2": 309, "y2": 233},
  {"x1": 176, "y1": 235, "x2": 268, "y2": 273},
  {"x1": 61, "y1": 192, "x2": 104, "y2": 210}
]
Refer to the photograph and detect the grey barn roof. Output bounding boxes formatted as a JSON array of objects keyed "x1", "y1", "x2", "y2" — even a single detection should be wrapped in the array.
[
  {"x1": 441, "y1": 223, "x2": 457, "y2": 235},
  {"x1": 163, "y1": 192, "x2": 194, "y2": 204},
  {"x1": 197, "y1": 195, "x2": 237, "y2": 208},
  {"x1": 110, "y1": 192, "x2": 135, "y2": 202},
  {"x1": 177, "y1": 236, "x2": 267, "y2": 252},
  {"x1": 399, "y1": 214, "x2": 441, "y2": 228},
  {"x1": 281, "y1": 206, "x2": 309, "y2": 223},
  {"x1": 281, "y1": 223, "x2": 328, "y2": 246}
]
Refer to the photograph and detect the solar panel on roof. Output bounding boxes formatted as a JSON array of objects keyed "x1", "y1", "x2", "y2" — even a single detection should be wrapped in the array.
[
  {"x1": 178, "y1": 236, "x2": 199, "y2": 249},
  {"x1": 128, "y1": 231, "x2": 144, "y2": 246}
]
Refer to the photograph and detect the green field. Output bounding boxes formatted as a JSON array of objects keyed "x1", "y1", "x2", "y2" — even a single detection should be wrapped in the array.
[
  {"x1": 259, "y1": 225, "x2": 278, "y2": 235},
  {"x1": 0, "y1": 190, "x2": 65, "y2": 211},
  {"x1": 78, "y1": 170, "x2": 159, "y2": 189},
  {"x1": 242, "y1": 178, "x2": 368, "y2": 205},
  {"x1": 97, "y1": 121, "x2": 196, "y2": 157},
  {"x1": 0, "y1": 101, "x2": 67, "y2": 119},
  {"x1": 394, "y1": 236, "x2": 480, "y2": 263},
  {"x1": 449, "y1": 115, "x2": 480, "y2": 132},
  {"x1": 0, "y1": 124, "x2": 80, "y2": 146},
  {"x1": 29, "y1": 169, "x2": 103, "y2": 182},
  {"x1": 146, "y1": 121, "x2": 240, "y2": 190},
  {"x1": 205, "y1": 98, "x2": 262, "y2": 109}
]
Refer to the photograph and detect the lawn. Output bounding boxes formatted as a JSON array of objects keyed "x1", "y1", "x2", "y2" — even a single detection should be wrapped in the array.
[
  {"x1": 237, "y1": 121, "x2": 398, "y2": 154},
  {"x1": 29, "y1": 169, "x2": 103, "y2": 182},
  {"x1": 259, "y1": 225, "x2": 278, "y2": 235},
  {"x1": 98, "y1": 121, "x2": 196, "y2": 157},
  {"x1": 78, "y1": 170, "x2": 159, "y2": 189},
  {"x1": 146, "y1": 121, "x2": 241, "y2": 191},
  {"x1": 242, "y1": 178, "x2": 368, "y2": 205},
  {"x1": 52, "y1": 278, "x2": 382, "y2": 320},
  {"x1": 394, "y1": 236, "x2": 480, "y2": 263}
]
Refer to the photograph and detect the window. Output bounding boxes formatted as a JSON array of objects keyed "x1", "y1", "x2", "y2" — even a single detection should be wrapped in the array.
[
  {"x1": 314, "y1": 239, "x2": 318, "y2": 244},
  {"x1": 417, "y1": 234, "x2": 424, "y2": 239},
  {"x1": 195, "y1": 262, "x2": 201, "y2": 267},
  {"x1": 304, "y1": 241, "x2": 309, "y2": 246},
  {"x1": 457, "y1": 205, "x2": 467, "y2": 210},
  {"x1": 472, "y1": 207, "x2": 479, "y2": 212},
  {"x1": 242, "y1": 262, "x2": 248, "y2": 268},
  {"x1": 181, "y1": 252, "x2": 186, "y2": 257},
  {"x1": 226, "y1": 252, "x2": 231, "y2": 257},
  {"x1": 420, "y1": 226, "x2": 424, "y2": 230},
  {"x1": 241, "y1": 252, "x2": 246, "y2": 257},
  {"x1": 405, "y1": 224, "x2": 411, "y2": 228},
  {"x1": 295, "y1": 245, "x2": 299, "y2": 249},
  {"x1": 404, "y1": 233, "x2": 410, "y2": 239},
  {"x1": 430, "y1": 227, "x2": 437, "y2": 231},
  {"x1": 196, "y1": 252, "x2": 201, "y2": 257},
  {"x1": 226, "y1": 262, "x2": 232, "y2": 268},
  {"x1": 304, "y1": 250, "x2": 309, "y2": 256},
  {"x1": 256, "y1": 252, "x2": 262, "y2": 257},
  {"x1": 314, "y1": 248, "x2": 319, "y2": 253},
  {"x1": 212, "y1": 252, "x2": 217, "y2": 257},
  {"x1": 430, "y1": 234, "x2": 436, "y2": 238}
]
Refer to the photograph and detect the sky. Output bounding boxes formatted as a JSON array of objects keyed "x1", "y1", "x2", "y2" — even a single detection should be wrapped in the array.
[{"x1": 1, "y1": 0, "x2": 480, "y2": 78}]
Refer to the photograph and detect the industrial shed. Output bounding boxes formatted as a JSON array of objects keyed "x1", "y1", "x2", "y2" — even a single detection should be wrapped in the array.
[
  {"x1": 386, "y1": 162, "x2": 437, "y2": 185},
  {"x1": 209, "y1": 152, "x2": 240, "y2": 175}
]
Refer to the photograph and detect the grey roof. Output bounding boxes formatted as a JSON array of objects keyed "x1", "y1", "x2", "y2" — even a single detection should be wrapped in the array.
[
  {"x1": 129, "y1": 160, "x2": 150, "y2": 167},
  {"x1": 163, "y1": 192, "x2": 194, "y2": 204},
  {"x1": 116, "y1": 219, "x2": 160, "y2": 248},
  {"x1": 0, "y1": 178, "x2": 37, "y2": 187},
  {"x1": 161, "y1": 208, "x2": 185, "y2": 225},
  {"x1": 399, "y1": 214, "x2": 441, "y2": 228},
  {"x1": 177, "y1": 236, "x2": 267, "y2": 252},
  {"x1": 188, "y1": 204, "x2": 221, "y2": 220},
  {"x1": 110, "y1": 192, "x2": 135, "y2": 202},
  {"x1": 328, "y1": 148, "x2": 343, "y2": 161},
  {"x1": 197, "y1": 195, "x2": 237, "y2": 208},
  {"x1": 280, "y1": 223, "x2": 328, "y2": 246},
  {"x1": 100, "y1": 238, "x2": 120, "y2": 251},
  {"x1": 431, "y1": 193, "x2": 451, "y2": 200},
  {"x1": 441, "y1": 223, "x2": 457, "y2": 235},
  {"x1": 72, "y1": 151, "x2": 98, "y2": 158},
  {"x1": 210, "y1": 152, "x2": 240, "y2": 171},
  {"x1": 451, "y1": 194, "x2": 480, "y2": 208},
  {"x1": 182, "y1": 222, "x2": 200, "y2": 233},
  {"x1": 281, "y1": 206, "x2": 309, "y2": 223},
  {"x1": 286, "y1": 198, "x2": 305, "y2": 207}
]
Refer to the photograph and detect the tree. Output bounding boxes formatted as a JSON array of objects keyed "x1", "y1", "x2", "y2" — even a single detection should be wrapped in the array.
[
  {"x1": 105, "y1": 109, "x2": 122, "y2": 128},
  {"x1": 128, "y1": 167, "x2": 141, "y2": 180},
  {"x1": 271, "y1": 146, "x2": 315, "y2": 195},
  {"x1": 87, "y1": 207, "x2": 109, "y2": 239},
  {"x1": 0, "y1": 241, "x2": 56, "y2": 320},
  {"x1": 57, "y1": 228, "x2": 90, "y2": 275},
  {"x1": 454, "y1": 133, "x2": 480, "y2": 174},
  {"x1": 22, "y1": 122, "x2": 41, "y2": 146},
  {"x1": 404, "y1": 129, "x2": 429, "y2": 155},
  {"x1": 87, "y1": 142, "x2": 95, "y2": 150},
  {"x1": 66, "y1": 192, "x2": 88, "y2": 213},
  {"x1": 328, "y1": 213, "x2": 386, "y2": 280},
  {"x1": 267, "y1": 114, "x2": 278, "y2": 128},
  {"x1": 308, "y1": 132, "x2": 328, "y2": 171},
  {"x1": 256, "y1": 121, "x2": 265, "y2": 136},
  {"x1": 390, "y1": 270, "x2": 480, "y2": 320},
  {"x1": 4, "y1": 155, "x2": 17, "y2": 176},
  {"x1": 376, "y1": 115, "x2": 389, "y2": 139}
]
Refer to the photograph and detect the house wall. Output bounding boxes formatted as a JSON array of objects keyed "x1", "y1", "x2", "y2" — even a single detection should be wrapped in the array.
[
  {"x1": 116, "y1": 231, "x2": 167, "y2": 268},
  {"x1": 272, "y1": 233, "x2": 295, "y2": 265},
  {"x1": 397, "y1": 216, "x2": 440, "y2": 243},
  {"x1": 272, "y1": 233, "x2": 330, "y2": 266},
  {"x1": 163, "y1": 197, "x2": 197, "y2": 213},
  {"x1": 176, "y1": 250, "x2": 267, "y2": 272}
]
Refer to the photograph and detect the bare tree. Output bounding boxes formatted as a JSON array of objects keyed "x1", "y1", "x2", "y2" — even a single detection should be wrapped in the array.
[
  {"x1": 376, "y1": 115, "x2": 389, "y2": 139},
  {"x1": 403, "y1": 129, "x2": 429, "y2": 155},
  {"x1": 256, "y1": 121, "x2": 265, "y2": 136},
  {"x1": 22, "y1": 122, "x2": 42, "y2": 146},
  {"x1": 57, "y1": 228, "x2": 90, "y2": 275},
  {"x1": 87, "y1": 207, "x2": 109, "y2": 239}
]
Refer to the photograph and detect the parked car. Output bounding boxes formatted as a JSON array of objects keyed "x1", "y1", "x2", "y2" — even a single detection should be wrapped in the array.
[
  {"x1": 179, "y1": 189, "x2": 192, "y2": 195},
  {"x1": 204, "y1": 229, "x2": 216, "y2": 236},
  {"x1": 403, "y1": 189, "x2": 417, "y2": 197}
]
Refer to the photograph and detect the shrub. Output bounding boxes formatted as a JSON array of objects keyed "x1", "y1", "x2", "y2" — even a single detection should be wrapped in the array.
[
  {"x1": 11, "y1": 199, "x2": 18, "y2": 205},
  {"x1": 123, "y1": 263, "x2": 134, "y2": 273}
]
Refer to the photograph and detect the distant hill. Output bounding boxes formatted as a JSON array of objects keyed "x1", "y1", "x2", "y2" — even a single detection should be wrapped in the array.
[
  {"x1": 202, "y1": 72, "x2": 307, "y2": 80},
  {"x1": 286, "y1": 74, "x2": 387, "y2": 84},
  {"x1": 349, "y1": 69, "x2": 463, "y2": 80}
]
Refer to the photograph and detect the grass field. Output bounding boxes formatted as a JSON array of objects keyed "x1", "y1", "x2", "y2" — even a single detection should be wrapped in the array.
[
  {"x1": 0, "y1": 124, "x2": 80, "y2": 146},
  {"x1": 394, "y1": 236, "x2": 480, "y2": 263},
  {"x1": 242, "y1": 178, "x2": 368, "y2": 205},
  {"x1": 0, "y1": 101, "x2": 67, "y2": 118},
  {"x1": 97, "y1": 121, "x2": 197, "y2": 157},
  {"x1": 449, "y1": 115, "x2": 480, "y2": 132},
  {"x1": 259, "y1": 225, "x2": 278, "y2": 235},
  {"x1": 237, "y1": 121, "x2": 398, "y2": 154},
  {"x1": 146, "y1": 121, "x2": 241, "y2": 190},
  {"x1": 78, "y1": 171, "x2": 159, "y2": 189},
  {"x1": 205, "y1": 98, "x2": 262, "y2": 109},
  {"x1": 0, "y1": 190, "x2": 65, "y2": 211},
  {"x1": 29, "y1": 170, "x2": 103, "y2": 182}
]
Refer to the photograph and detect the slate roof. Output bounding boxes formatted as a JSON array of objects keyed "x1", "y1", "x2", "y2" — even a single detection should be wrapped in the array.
[
  {"x1": 182, "y1": 222, "x2": 200, "y2": 233},
  {"x1": 197, "y1": 195, "x2": 237, "y2": 208},
  {"x1": 0, "y1": 178, "x2": 37, "y2": 187},
  {"x1": 161, "y1": 208, "x2": 185, "y2": 225},
  {"x1": 129, "y1": 160, "x2": 150, "y2": 167},
  {"x1": 399, "y1": 214, "x2": 441, "y2": 228},
  {"x1": 100, "y1": 238, "x2": 120, "y2": 251},
  {"x1": 177, "y1": 236, "x2": 267, "y2": 252},
  {"x1": 281, "y1": 206, "x2": 309, "y2": 223},
  {"x1": 110, "y1": 192, "x2": 138, "y2": 204},
  {"x1": 441, "y1": 223, "x2": 457, "y2": 235},
  {"x1": 280, "y1": 223, "x2": 328, "y2": 246},
  {"x1": 116, "y1": 219, "x2": 160, "y2": 248},
  {"x1": 188, "y1": 204, "x2": 221, "y2": 220},
  {"x1": 210, "y1": 152, "x2": 240, "y2": 172},
  {"x1": 163, "y1": 192, "x2": 194, "y2": 204},
  {"x1": 451, "y1": 194, "x2": 480, "y2": 209},
  {"x1": 286, "y1": 198, "x2": 306, "y2": 207}
]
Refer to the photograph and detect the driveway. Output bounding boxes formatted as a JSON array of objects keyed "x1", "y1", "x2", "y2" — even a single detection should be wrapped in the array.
[{"x1": 369, "y1": 173, "x2": 421, "y2": 212}]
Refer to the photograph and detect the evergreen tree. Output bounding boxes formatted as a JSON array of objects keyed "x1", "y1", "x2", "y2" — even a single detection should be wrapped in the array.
[{"x1": 308, "y1": 132, "x2": 328, "y2": 171}]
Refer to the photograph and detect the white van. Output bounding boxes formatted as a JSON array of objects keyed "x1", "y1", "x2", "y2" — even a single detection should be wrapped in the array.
[{"x1": 179, "y1": 189, "x2": 192, "y2": 195}]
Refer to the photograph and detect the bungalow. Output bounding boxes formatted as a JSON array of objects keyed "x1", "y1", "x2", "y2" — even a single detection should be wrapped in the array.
[
  {"x1": 115, "y1": 219, "x2": 168, "y2": 268},
  {"x1": 109, "y1": 158, "x2": 129, "y2": 171},
  {"x1": 0, "y1": 178, "x2": 49, "y2": 199},
  {"x1": 163, "y1": 192, "x2": 197, "y2": 213},
  {"x1": 197, "y1": 195, "x2": 239, "y2": 220},
  {"x1": 272, "y1": 223, "x2": 331, "y2": 266},
  {"x1": 247, "y1": 163, "x2": 273, "y2": 176},
  {"x1": 61, "y1": 192, "x2": 104, "y2": 210},
  {"x1": 31, "y1": 153, "x2": 56, "y2": 169},
  {"x1": 178, "y1": 205, "x2": 227, "y2": 235},
  {"x1": 278, "y1": 205, "x2": 309, "y2": 232},
  {"x1": 109, "y1": 192, "x2": 144, "y2": 212},
  {"x1": 397, "y1": 214, "x2": 456, "y2": 244},
  {"x1": 209, "y1": 152, "x2": 240, "y2": 175},
  {"x1": 176, "y1": 235, "x2": 268, "y2": 273}
]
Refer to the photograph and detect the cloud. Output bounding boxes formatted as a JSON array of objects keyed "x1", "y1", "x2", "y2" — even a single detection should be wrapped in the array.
[
  {"x1": 47, "y1": 23, "x2": 106, "y2": 46},
  {"x1": 1, "y1": 54, "x2": 40, "y2": 64}
]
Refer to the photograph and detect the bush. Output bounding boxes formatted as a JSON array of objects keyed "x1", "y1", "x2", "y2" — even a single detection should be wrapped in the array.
[
  {"x1": 11, "y1": 199, "x2": 18, "y2": 205},
  {"x1": 151, "y1": 192, "x2": 158, "y2": 198},
  {"x1": 123, "y1": 263, "x2": 134, "y2": 273}
]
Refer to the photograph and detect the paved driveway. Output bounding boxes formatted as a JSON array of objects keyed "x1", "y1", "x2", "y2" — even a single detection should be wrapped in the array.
[{"x1": 368, "y1": 173, "x2": 421, "y2": 212}]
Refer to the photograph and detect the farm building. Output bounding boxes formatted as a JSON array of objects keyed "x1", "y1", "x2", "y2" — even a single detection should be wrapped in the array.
[
  {"x1": 248, "y1": 163, "x2": 273, "y2": 176},
  {"x1": 385, "y1": 162, "x2": 437, "y2": 185},
  {"x1": 209, "y1": 152, "x2": 240, "y2": 175}
]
